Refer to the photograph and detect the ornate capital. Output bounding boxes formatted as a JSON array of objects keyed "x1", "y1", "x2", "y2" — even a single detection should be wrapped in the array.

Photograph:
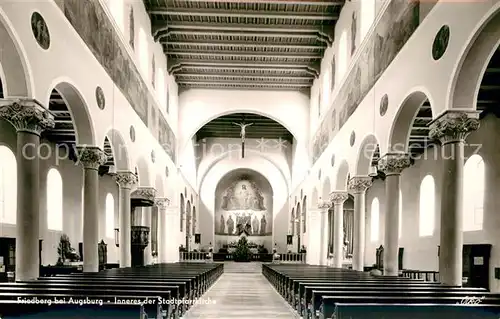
[
  {"x1": 378, "y1": 153, "x2": 411, "y2": 176},
  {"x1": 155, "y1": 197, "x2": 170, "y2": 208},
  {"x1": 132, "y1": 187, "x2": 157, "y2": 202},
  {"x1": 429, "y1": 110, "x2": 480, "y2": 144},
  {"x1": 348, "y1": 176, "x2": 372, "y2": 194},
  {"x1": 317, "y1": 199, "x2": 332, "y2": 210},
  {"x1": 329, "y1": 191, "x2": 348, "y2": 205},
  {"x1": 114, "y1": 171, "x2": 138, "y2": 189},
  {"x1": 76, "y1": 146, "x2": 107, "y2": 170},
  {"x1": 0, "y1": 98, "x2": 55, "y2": 135}
]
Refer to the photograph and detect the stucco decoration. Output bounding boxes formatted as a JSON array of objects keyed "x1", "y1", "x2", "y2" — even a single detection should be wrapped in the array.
[
  {"x1": 0, "y1": 98, "x2": 55, "y2": 135},
  {"x1": 318, "y1": 199, "x2": 332, "y2": 209},
  {"x1": 329, "y1": 191, "x2": 349, "y2": 205},
  {"x1": 312, "y1": 0, "x2": 419, "y2": 163},
  {"x1": 114, "y1": 171, "x2": 138, "y2": 189},
  {"x1": 348, "y1": 176, "x2": 372, "y2": 194},
  {"x1": 429, "y1": 110, "x2": 480, "y2": 144},
  {"x1": 432, "y1": 25, "x2": 450, "y2": 60},
  {"x1": 31, "y1": 12, "x2": 50, "y2": 50},
  {"x1": 379, "y1": 94, "x2": 389, "y2": 116},
  {"x1": 60, "y1": 0, "x2": 176, "y2": 160},
  {"x1": 76, "y1": 146, "x2": 107, "y2": 170},
  {"x1": 378, "y1": 153, "x2": 411, "y2": 175},
  {"x1": 95, "y1": 86, "x2": 105, "y2": 110},
  {"x1": 129, "y1": 125, "x2": 135, "y2": 142}
]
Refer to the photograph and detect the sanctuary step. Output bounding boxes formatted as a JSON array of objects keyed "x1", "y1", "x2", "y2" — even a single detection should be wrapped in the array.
[
  {"x1": 263, "y1": 264, "x2": 500, "y2": 319},
  {"x1": 0, "y1": 262, "x2": 223, "y2": 318},
  {"x1": 183, "y1": 270, "x2": 299, "y2": 318},
  {"x1": 223, "y1": 261, "x2": 263, "y2": 273}
]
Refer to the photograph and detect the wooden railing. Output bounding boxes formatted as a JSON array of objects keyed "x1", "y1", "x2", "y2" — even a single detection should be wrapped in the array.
[
  {"x1": 401, "y1": 270, "x2": 439, "y2": 282},
  {"x1": 273, "y1": 253, "x2": 307, "y2": 264},
  {"x1": 179, "y1": 251, "x2": 209, "y2": 262},
  {"x1": 179, "y1": 252, "x2": 307, "y2": 263}
]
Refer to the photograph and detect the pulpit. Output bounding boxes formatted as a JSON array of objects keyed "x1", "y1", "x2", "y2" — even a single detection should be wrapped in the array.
[{"x1": 131, "y1": 226, "x2": 150, "y2": 267}]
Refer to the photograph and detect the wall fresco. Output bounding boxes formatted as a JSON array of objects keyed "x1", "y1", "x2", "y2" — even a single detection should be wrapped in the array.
[
  {"x1": 61, "y1": 0, "x2": 176, "y2": 161},
  {"x1": 312, "y1": 0, "x2": 419, "y2": 163}
]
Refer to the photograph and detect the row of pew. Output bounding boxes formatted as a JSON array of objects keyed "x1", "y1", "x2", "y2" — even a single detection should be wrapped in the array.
[
  {"x1": 263, "y1": 263, "x2": 500, "y2": 319},
  {"x1": 0, "y1": 262, "x2": 223, "y2": 318}
]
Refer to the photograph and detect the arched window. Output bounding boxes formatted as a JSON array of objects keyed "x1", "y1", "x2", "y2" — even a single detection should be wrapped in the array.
[
  {"x1": 47, "y1": 168, "x2": 63, "y2": 231},
  {"x1": 151, "y1": 55, "x2": 156, "y2": 88},
  {"x1": 463, "y1": 155, "x2": 484, "y2": 231},
  {"x1": 370, "y1": 197, "x2": 379, "y2": 242},
  {"x1": 157, "y1": 68, "x2": 166, "y2": 108},
  {"x1": 138, "y1": 27, "x2": 148, "y2": 78},
  {"x1": 322, "y1": 68, "x2": 331, "y2": 110},
  {"x1": 128, "y1": 7, "x2": 134, "y2": 49},
  {"x1": 105, "y1": 193, "x2": 115, "y2": 238},
  {"x1": 399, "y1": 190, "x2": 402, "y2": 239},
  {"x1": 360, "y1": 0, "x2": 376, "y2": 41},
  {"x1": 110, "y1": 0, "x2": 125, "y2": 33},
  {"x1": 166, "y1": 84, "x2": 170, "y2": 114},
  {"x1": 419, "y1": 175, "x2": 435, "y2": 237},
  {"x1": 0, "y1": 146, "x2": 16, "y2": 224},
  {"x1": 337, "y1": 30, "x2": 348, "y2": 83}
]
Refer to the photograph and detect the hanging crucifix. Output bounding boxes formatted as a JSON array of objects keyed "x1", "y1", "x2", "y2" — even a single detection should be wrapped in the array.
[{"x1": 232, "y1": 122, "x2": 253, "y2": 158}]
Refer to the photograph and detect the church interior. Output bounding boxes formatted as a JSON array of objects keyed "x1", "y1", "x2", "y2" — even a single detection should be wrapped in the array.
[{"x1": 1, "y1": 0, "x2": 500, "y2": 317}]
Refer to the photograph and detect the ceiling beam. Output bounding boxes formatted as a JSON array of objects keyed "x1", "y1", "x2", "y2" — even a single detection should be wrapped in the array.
[
  {"x1": 167, "y1": 50, "x2": 322, "y2": 59},
  {"x1": 175, "y1": 65, "x2": 314, "y2": 73},
  {"x1": 177, "y1": 73, "x2": 314, "y2": 80},
  {"x1": 178, "y1": 84, "x2": 311, "y2": 93},
  {"x1": 168, "y1": 60, "x2": 320, "y2": 75},
  {"x1": 149, "y1": 8, "x2": 337, "y2": 20},
  {"x1": 177, "y1": 80, "x2": 309, "y2": 87},
  {"x1": 165, "y1": 40, "x2": 326, "y2": 50},
  {"x1": 165, "y1": 0, "x2": 341, "y2": 5}
]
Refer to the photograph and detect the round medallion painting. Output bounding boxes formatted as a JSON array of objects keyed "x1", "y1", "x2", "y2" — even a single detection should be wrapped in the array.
[
  {"x1": 432, "y1": 25, "x2": 450, "y2": 61},
  {"x1": 129, "y1": 126, "x2": 136, "y2": 142},
  {"x1": 95, "y1": 87, "x2": 105, "y2": 110},
  {"x1": 379, "y1": 94, "x2": 388, "y2": 116},
  {"x1": 31, "y1": 12, "x2": 50, "y2": 50},
  {"x1": 350, "y1": 131, "x2": 356, "y2": 146}
]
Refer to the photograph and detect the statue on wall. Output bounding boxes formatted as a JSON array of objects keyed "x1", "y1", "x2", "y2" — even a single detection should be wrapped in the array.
[
  {"x1": 226, "y1": 215, "x2": 234, "y2": 235},
  {"x1": 260, "y1": 215, "x2": 267, "y2": 235},
  {"x1": 219, "y1": 215, "x2": 225, "y2": 234},
  {"x1": 252, "y1": 215, "x2": 259, "y2": 235}
]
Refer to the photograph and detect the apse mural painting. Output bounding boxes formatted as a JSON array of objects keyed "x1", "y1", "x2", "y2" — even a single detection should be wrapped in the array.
[{"x1": 215, "y1": 178, "x2": 272, "y2": 237}]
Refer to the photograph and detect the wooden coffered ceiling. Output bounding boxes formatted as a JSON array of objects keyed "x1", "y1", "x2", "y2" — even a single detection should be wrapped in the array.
[{"x1": 144, "y1": 0, "x2": 344, "y2": 91}]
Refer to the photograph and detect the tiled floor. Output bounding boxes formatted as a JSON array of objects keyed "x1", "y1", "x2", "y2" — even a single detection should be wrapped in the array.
[{"x1": 183, "y1": 262, "x2": 298, "y2": 318}]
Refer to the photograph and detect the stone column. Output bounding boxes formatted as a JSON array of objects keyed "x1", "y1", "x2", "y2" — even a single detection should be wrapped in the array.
[
  {"x1": 305, "y1": 208, "x2": 322, "y2": 265},
  {"x1": 114, "y1": 171, "x2": 138, "y2": 268},
  {"x1": 155, "y1": 198, "x2": 170, "y2": 263},
  {"x1": 0, "y1": 98, "x2": 54, "y2": 281},
  {"x1": 143, "y1": 207, "x2": 153, "y2": 265},
  {"x1": 318, "y1": 200, "x2": 331, "y2": 266},
  {"x1": 330, "y1": 191, "x2": 349, "y2": 268},
  {"x1": 378, "y1": 153, "x2": 411, "y2": 276},
  {"x1": 76, "y1": 146, "x2": 107, "y2": 273},
  {"x1": 429, "y1": 110, "x2": 480, "y2": 286},
  {"x1": 348, "y1": 176, "x2": 372, "y2": 271}
]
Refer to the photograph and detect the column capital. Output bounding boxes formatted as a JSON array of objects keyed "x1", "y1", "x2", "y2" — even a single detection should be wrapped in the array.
[
  {"x1": 317, "y1": 199, "x2": 332, "y2": 210},
  {"x1": 76, "y1": 146, "x2": 107, "y2": 170},
  {"x1": 155, "y1": 197, "x2": 170, "y2": 208},
  {"x1": 0, "y1": 98, "x2": 55, "y2": 135},
  {"x1": 429, "y1": 110, "x2": 480, "y2": 144},
  {"x1": 114, "y1": 171, "x2": 138, "y2": 189},
  {"x1": 348, "y1": 176, "x2": 372, "y2": 194},
  {"x1": 378, "y1": 153, "x2": 411, "y2": 176},
  {"x1": 329, "y1": 191, "x2": 349, "y2": 205},
  {"x1": 132, "y1": 187, "x2": 157, "y2": 202}
]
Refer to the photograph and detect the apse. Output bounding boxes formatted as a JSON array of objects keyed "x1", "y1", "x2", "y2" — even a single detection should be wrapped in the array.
[{"x1": 214, "y1": 168, "x2": 273, "y2": 252}]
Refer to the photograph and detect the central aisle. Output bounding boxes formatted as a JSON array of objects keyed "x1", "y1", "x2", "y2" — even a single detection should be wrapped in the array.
[{"x1": 183, "y1": 262, "x2": 298, "y2": 318}]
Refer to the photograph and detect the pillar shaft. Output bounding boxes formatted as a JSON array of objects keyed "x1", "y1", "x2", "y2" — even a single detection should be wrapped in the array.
[
  {"x1": 348, "y1": 176, "x2": 372, "y2": 271},
  {"x1": 156, "y1": 199, "x2": 169, "y2": 263},
  {"x1": 318, "y1": 200, "x2": 331, "y2": 266},
  {"x1": 77, "y1": 146, "x2": 107, "y2": 273},
  {"x1": 378, "y1": 153, "x2": 411, "y2": 276},
  {"x1": 328, "y1": 209, "x2": 334, "y2": 254},
  {"x1": 429, "y1": 110, "x2": 479, "y2": 286},
  {"x1": 0, "y1": 98, "x2": 55, "y2": 281},
  {"x1": 330, "y1": 191, "x2": 348, "y2": 268},
  {"x1": 143, "y1": 207, "x2": 152, "y2": 265},
  {"x1": 305, "y1": 209, "x2": 322, "y2": 265},
  {"x1": 165, "y1": 207, "x2": 180, "y2": 262},
  {"x1": 114, "y1": 171, "x2": 138, "y2": 268}
]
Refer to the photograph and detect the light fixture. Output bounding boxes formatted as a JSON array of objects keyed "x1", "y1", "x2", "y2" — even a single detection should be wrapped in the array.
[
  {"x1": 114, "y1": 228, "x2": 119, "y2": 247},
  {"x1": 368, "y1": 165, "x2": 378, "y2": 177}
]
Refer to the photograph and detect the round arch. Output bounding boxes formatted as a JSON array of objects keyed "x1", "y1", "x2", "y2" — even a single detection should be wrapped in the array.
[
  {"x1": 334, "y1": 159, "x2": 350, "y2": 190},
  {"x1": 180, "y1": 193, "x2": 185, "y2": 232},
  {"x1": 449, "y1": 4, "x2": 500, "y2": 111},
  {"x1": 197, "y1": 149, "x2": 290, "y2": 193},
  {"x1": 291, "y1": 207, "x2": 295, "y2": 235},
  {"x1": 355, "y1": 133, "x2": 379, "y2": 175},
  {"x1": 302, "y1": 196, "x2": 307, "y2": 233},
  {"x1": 388, "y1": 90, "x2": 433, "y2": 152},
  {"x1": 104, "y1": 128, "x2": 130, "y2": 171},
  {"x1": 0, "y1": 8, "x2": 33, "y2": 96},
  {"x1": 182, "y1": 109, "x2": 299, "y2": 152},
  {"x1": 46, "y1": 79, "x2": 96, "y2": 145},
  {"x1": 296, "y1": 202, "x2": 301, "y2": 235}
]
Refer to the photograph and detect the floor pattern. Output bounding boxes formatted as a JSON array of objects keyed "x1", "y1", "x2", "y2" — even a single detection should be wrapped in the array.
[{"x1": 183, "y1": 262, "x2": 299, "y2": 318}]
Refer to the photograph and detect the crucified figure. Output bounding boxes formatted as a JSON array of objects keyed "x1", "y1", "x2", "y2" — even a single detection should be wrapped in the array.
[{"x1": 232, "y1": 122, "x2": 253, "y2": 143}]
